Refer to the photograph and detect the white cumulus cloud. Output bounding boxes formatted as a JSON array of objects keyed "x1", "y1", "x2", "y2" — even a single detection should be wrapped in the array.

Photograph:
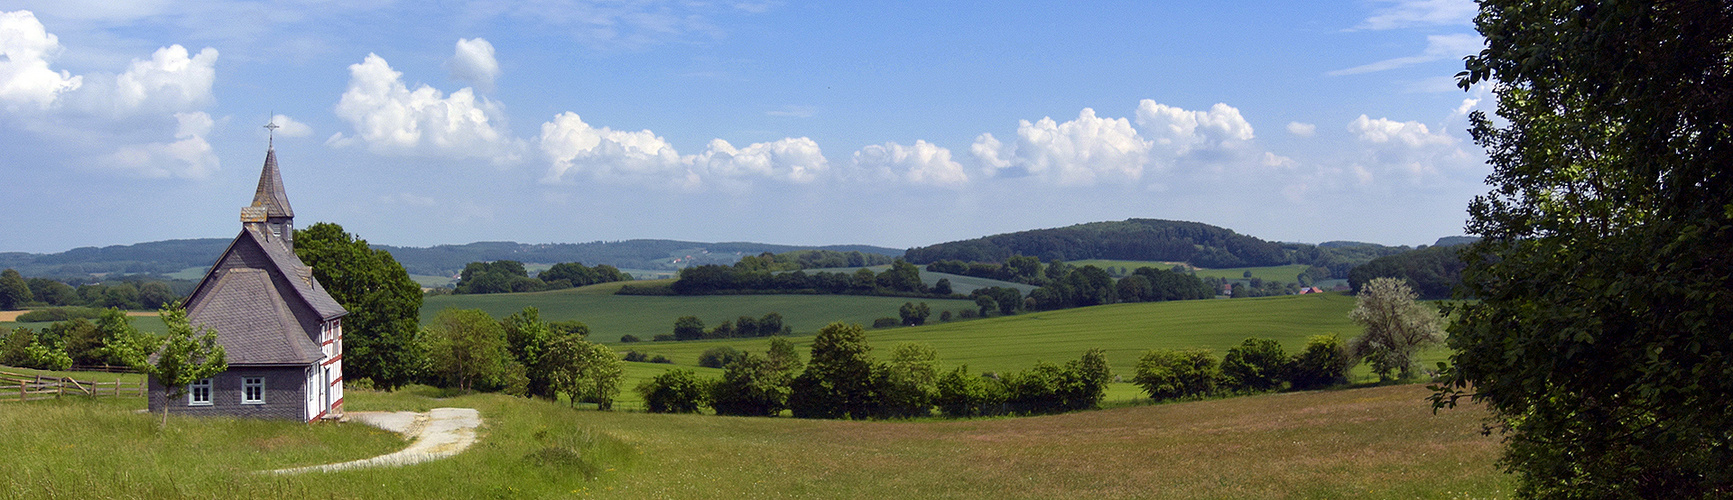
[
  {"x1": 113, "y1": 44, "x2": 218, "y2": 113},
  {"x1": 446, "y1": 38, "x2": 500, "y2": 93},
  {"x1": 0, "y1": 10, "x2": 83, "y2": 110},
  {"x1": 1348, "y1": 115, "x2": 1455, "y2": 147},
  {"x1": 332, "y1": 53, "x2": 519, "y2": 162},
  {"x1": 538, "y1": 111, "x2": 687, "y2": 183},
  {"x1": 690, "y1": 137, "x2": 828, "y2": 184},
  {"x1": 1287, "y1": 121, "x2": 1316, "y2": 137},
  {"x1": 853, "y1": 140, "x2": 967, "y2": 187},
  {"x1": 269, "y1": 114, "x2": 312, "y2": 138},
  {"x1": 104, "y1": 111, "x2": 219, "y2": 178},
  {"x1": 1135, "y1": 100, "x2": 1255, "y2": 149},
  {"x1": 972, "y1": 108, "x2": 1151, "y2": 186}
]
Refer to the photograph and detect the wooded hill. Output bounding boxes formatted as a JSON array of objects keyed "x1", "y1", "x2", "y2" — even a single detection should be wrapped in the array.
[{"x1": 904, "y1": 218, "x2": 1417, "y2": 278}]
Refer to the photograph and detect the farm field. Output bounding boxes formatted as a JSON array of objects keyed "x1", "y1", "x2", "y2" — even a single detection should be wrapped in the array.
[
  {"x1": 1072, "y1": 260, "x2": 1313, "y2": 284},
  {"x1": 422, "y1": 281, "x2": 976, "y2": 342},
  {"x1": 0, "y1": 381, "x2": 1509, "y2": 498},
  {"x1": 609, "y1": 293, "x2": 1388, "y2": 379}
]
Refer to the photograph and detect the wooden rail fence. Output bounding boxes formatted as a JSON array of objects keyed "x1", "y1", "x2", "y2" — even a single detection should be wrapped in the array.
[{"x1": 1, "y1": 370, "x2": 146, "y2": 402}]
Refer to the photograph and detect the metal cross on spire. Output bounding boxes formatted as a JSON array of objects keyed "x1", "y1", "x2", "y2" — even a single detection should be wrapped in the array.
[{"x1": 264, "y1": 114, "x2": 280, "y2": 148}]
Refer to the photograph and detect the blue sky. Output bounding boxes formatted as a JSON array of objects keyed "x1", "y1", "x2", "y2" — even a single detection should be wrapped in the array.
[{"x1": 0, "y1": 1, "x2": 1491, "y2": 254}]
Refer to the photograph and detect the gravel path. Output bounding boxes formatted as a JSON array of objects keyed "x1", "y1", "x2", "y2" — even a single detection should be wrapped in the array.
[{"x1": 267, "y1": 408, "x2": 481, "y2": 474}]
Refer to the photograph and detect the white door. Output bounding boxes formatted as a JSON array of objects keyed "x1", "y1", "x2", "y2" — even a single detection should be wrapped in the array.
[{"x1": 305, "y1": 367, "x2": 317, "y2": 421}]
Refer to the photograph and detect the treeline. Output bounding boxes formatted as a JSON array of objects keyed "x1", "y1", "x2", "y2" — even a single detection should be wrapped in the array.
[
  {"x1": 635, "y1": 260, "x2": 941, "y2": 297},
  {"x1": 633, "y1": 322, "x2": 1114, "y2": 419},
  {"x1": 452, "y1": 260, "x2": 632, "y2": 294},
  {"x1": 377, "y1": 240, "x2": 902, "y2": 276},
  {"x1": 0, "y1": 268, "x2": 190, "y2": 311},
  {"x1": 624, "y1": 312, "x2": 791, "y2": 342},
  {"x1": 732, "y1": 250, "x2": 895, "y2": 272},
  {"x1": 1133, "y1": 335, "x2": 1351, "y2": 402},
  {"x1": 1347, "y1": 244, "x2": 1467, "y2": 300},
  {"x1": 1, "y1": 308, "x2": 158, "y2": 370},
  {"x1": 418, "y1": 307, "x2": 621, "y2": 407},
  {"x1": 903, "y1": 219, "x2": 1416, "y2": 281}
]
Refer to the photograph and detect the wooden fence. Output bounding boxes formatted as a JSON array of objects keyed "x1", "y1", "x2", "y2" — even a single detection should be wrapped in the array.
[{"x1": 0, "y1": 370, "x2": 147, "y2": 402}]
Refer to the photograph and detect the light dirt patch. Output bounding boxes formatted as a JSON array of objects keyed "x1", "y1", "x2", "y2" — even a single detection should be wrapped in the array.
[{"x1": 267, "y1": 407, "x2": 481, "y2": 474}]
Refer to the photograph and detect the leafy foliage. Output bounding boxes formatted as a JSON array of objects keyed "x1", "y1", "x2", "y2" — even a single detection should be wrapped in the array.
[
  {"x1": 122, "y1": 303, "x2": 226, "y2": 428},
  {"x1": 0, "y1": 269, "x2": 32, "y2": 310},
  {"x1": 1133, "y1": 349, "x2": 1220, "y2": 401},
  {"x1": 635, "y1": 369, "x2": 707, "y2": 413},
  {"x1": 1287, "y1": 334, "x2": 1349, "y2": 391},
  {"x1": 424, "y1": 308, "x2": 517, "y2": 392},
  {"x1": 789, "y1": 322, "x2": 877, "y2": 419},
  {"x1": 933, "y1": 365, "x2": 1007, "y2": 418},
  {"x1": 1347, "y1": 245, "x2": 1466, "y2": 300},
  {"x1": 295, "y1": 223, "x2": 424, "y2": 390},
  {"x1": 1434, "y1": 1, "x2": 1733, "y2": 494},
  {"x1": 1347, "y1": 278, "x2": 1441, "y2": 381},
  {"x1": 1221, "y1": 338, "x2": 1287, "y2": 392}
]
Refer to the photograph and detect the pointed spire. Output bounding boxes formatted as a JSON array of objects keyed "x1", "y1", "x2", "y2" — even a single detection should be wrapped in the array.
[{"x1": 248, "y1": 146, "x2": 294, "y2": 219}]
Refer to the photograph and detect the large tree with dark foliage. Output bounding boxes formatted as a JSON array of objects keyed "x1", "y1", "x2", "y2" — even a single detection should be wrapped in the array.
[
  {"x1": 295, "y1": 223, "x2": 424, "y2": 390},
  {"x1": 1432, "y1": 1, "x2": 1733, "y2": 496}
]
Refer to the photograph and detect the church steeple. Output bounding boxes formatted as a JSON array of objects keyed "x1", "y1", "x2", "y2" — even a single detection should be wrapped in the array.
[{"x1": 242, "y1": 119, "x2": 296, "y2": 249}]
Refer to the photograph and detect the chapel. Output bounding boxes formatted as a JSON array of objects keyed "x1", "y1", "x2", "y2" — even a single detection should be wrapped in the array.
[{"x1": 147, "y1": 141, "x2": 348, "y2": 421}]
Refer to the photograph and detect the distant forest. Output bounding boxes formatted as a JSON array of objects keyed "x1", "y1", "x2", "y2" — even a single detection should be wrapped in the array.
[
  {"x1": 904, "y1": 219, "x2": 1423, "y2": 280},
  {"x1": 1, "y1": 238, "x2": 904, "y2": 279}
]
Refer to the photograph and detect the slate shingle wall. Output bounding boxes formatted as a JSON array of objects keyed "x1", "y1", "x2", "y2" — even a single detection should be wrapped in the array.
[{"x1": 148, "y1": 367, "x2": 307, "y2": 421}]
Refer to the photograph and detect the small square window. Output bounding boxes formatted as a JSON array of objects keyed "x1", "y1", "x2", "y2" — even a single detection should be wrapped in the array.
[
  {"x1": 242, "y1": 376, "x2": 265, "y2": 404},
  {"x1": 189, "y1": 378, "x2": 212, "y2": 406}
]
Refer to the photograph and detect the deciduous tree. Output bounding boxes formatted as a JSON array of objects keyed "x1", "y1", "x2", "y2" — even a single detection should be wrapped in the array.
[
  {"x1": 1435, "y1": 1, "x2": 1733, "y2": 494},
  {"x1": 295, "y1": 223, "x2": 424, "y2": 390},
  {"x1": 1348, "y1": 278, "x2": 1441, "y2": 380}
]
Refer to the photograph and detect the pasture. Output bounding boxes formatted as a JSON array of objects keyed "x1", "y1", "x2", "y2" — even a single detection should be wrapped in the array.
[
  {"x1": 0, "y1": 380, "x2": 1509, "y2": 498},
  {"x1": 421, "y1": 281, "x2": 977, "y2": 342},
  {"x1": 1073, "y1": 259, "x2": 1313, "y2": 284}
]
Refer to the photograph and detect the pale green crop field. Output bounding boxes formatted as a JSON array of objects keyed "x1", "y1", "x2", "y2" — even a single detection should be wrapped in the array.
[{"x1": 422, "y1": 281, "x2": 976, "y2": 342}]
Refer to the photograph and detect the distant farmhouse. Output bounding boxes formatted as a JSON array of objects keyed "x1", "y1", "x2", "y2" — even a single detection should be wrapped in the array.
[{"x1": 147, "y1": 142, "x2": 348, "y2": 422}]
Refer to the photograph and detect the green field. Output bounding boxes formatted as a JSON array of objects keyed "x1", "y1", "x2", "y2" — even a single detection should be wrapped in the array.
[
  {"x1": 1071, "y1": 260, "x2": 1313, "y2": 283},
  {"x1": 422, "y1": 281, "x2": 977, "y2": 342},
  {"x1": 0, "y1": 381, "x2": 1509, "y2": 498},
  {"x1": 611, "y1": 293, "x2": 1365, "y2": 375}
]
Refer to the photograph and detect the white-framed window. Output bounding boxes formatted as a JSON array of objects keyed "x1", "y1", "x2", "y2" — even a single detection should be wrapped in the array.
[
  {"x1": 189, "y1": 378, "x2": 213, "y2": 406},
  {"x1": 242, "y1": 376, "x2": 265, "y2": 404}
]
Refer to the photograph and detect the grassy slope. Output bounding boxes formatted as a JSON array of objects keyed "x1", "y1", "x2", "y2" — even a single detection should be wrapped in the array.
[
  {"x1": 612, "y1": 293, "x2": 1367, "y2": 377},
  {"x1": 422, "y1": 281, "x2": 976, "y2": 342},
  {"x1": 2, "y1": 383, "x2": 1510, "y2": 498},
  {"x1": 1071, "y1": 260, "x2": 1313, "y2": 283}
]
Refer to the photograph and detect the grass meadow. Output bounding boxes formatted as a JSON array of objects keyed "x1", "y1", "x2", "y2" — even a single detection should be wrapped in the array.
[
  {"x1": 1, "y1": 381, "x2": 1510, "y2": 499},
  {"x1": 421, "y1": 281, "x2": 976, "y2": 342}
]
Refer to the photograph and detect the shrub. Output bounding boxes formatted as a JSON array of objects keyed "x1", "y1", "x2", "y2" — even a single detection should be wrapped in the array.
[
  {"x1": 1002, "y1": 362, "x2": 1064, "y2": 415},
  {"x1": 697, "y1": 346, "x2": 746, "y2": 369},
  {"x1": 957, "y1": 309, "x2": 980, "y2": 319},
  {"x1": 1134, "y1": 349, "x2": 1220, "y2": 401},
  {"x1": 635, "y1": 369, "x2": 707, "y2": 413},
  {"x1": 1, "y1": 327, "x2": 72, "y2": 370},
  {"x1": 789, "y1": 322, "x2": 876, "y2": 419},
  {"x1": 869, "y1": 343, "x2": 939, "y2": 418},
  {"x1": 708, "y1": 353, "x2": 792, "y2": 417},
  {"x1": 673, "y1": 316, "x2": 706, "y2": 341},
  {"x1": 649, "y1": 355, "x2": 673, "y2": 364},
  {"x1": 871, "y1": 317, "x2": 899, "y2": 329},
  {"x1": 622, "y1": 351, "x2": 647, "y2": 362},
  {"x1": 619, "y1": 334, "x2": 641, "y2": 343},
  {"x1": 1221, "y1": 338, "x2": 1288, "y2": 392},
  {"x1": 1056, "y1": 348, "x2": 1112, "y2": 411},
  {"x1": 1287, "y1": 334, "x2": 1349, "y2": 390},
  {"x1": 651, "y1": 334, "x2": 675, "y2": 342},
  {"x1": 934, "y1": 365, "x2": 1007, "y2": 417},
  {"x1": 939, "y1": 310, "x2": 954, "y2": 322}
]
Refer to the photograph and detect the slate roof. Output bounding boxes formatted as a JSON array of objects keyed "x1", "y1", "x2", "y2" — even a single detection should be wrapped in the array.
[
  {"x1": 184, "y1": 226, "x2": 347, "y2": 366},
  {"x1": 192, "y1": 268, "x2": 322, "y2": 365},
  {"x1": 250, "y1": 148, "x2": 293, "y2": 218}
]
